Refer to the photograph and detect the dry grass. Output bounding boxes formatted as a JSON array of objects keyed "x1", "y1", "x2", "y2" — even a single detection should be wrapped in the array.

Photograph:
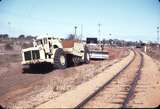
[
  {"x1": 0, "y1": 54, "x2": 21, "y2": 65},
  {"x1": 22, "y1": 42, "x2": 33, "y2": 49},
  {"x1": 146, "y1": 47, "x2": 160, "y2": 62},
  {"x1": 4, "y1": 43, "x2": 13, "y2": 50}
]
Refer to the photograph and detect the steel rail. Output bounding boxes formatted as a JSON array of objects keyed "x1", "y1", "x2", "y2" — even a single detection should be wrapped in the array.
[
  {"x1": 121, "y1": 52, "x2": 143, "y2": 108},
  {"x1": 74, "y1": 49, "x2": 137, "y2": 108}
]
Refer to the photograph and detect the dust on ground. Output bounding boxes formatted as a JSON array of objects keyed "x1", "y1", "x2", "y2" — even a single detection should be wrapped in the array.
[
  {"x1": 128, "y1": 52, "x2": 160, "y2": 108},
  {"x1": 0, "y1": 41, "x2": 128, "y2": 108}
]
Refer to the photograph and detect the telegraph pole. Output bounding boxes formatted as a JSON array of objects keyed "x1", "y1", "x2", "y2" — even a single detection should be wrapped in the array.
[
  {"x1": 80, "y1": 24, "x2": 83, "y2": 42},
  {"x1": 98, "y1": 23, "x2": 101, "y2": 43},
  {"x1": 74, "y1": 26, "x2": 77, "y2": 39},
  {"x1": 157, "y1": 26, "x2": 159, "y2": 44},
  {"x1": 8, "y1": 22, "x2": 12, "y2": 37}
]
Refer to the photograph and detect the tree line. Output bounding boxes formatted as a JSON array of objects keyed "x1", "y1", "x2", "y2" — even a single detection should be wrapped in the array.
[{"x1": 0, "y1": 34, "x2": 36, "y2": 40}]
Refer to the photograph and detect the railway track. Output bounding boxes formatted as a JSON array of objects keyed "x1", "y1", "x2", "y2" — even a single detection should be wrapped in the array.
[{"x1": 75, "y1": 50, "x2": 143, "y2": 108}]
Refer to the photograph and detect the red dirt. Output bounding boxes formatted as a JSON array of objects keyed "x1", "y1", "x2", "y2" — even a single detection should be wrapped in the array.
[{"x1": 0, "y1": 47, "x2": 128, "y2": 108}]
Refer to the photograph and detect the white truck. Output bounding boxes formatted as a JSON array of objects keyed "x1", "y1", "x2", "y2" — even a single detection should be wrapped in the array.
[{"x1": 21, "y1": 37, "x2": 90, "y2": 70}]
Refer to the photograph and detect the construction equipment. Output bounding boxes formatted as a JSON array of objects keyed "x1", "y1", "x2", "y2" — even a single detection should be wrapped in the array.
[
  {"x1": 21, "y1": 36, "x2": 90, "y2": 69},
  {"x1": 86, "y1": 37, "x2": 109, "y2": 60}
]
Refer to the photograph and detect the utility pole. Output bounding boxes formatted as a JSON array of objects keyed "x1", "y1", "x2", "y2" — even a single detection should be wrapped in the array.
[
  {"x1": 8, "y1": 22, "x2": 12, "y2": 38},
  {"x1": 80, "y1": 24, "x2": 83, "y2": 42},
  {"x1": 98, "y1": 23, "x2": 101, "y2": 43},
  {"x1": 74, "y1": 26, "x2": 77, "y2": 40},
  {"x1": 157, "y1": 26, "x2": 159, "y2": 44},
  {"x1": 109, "y1": 33, "x2": 112, "y2": 38}
]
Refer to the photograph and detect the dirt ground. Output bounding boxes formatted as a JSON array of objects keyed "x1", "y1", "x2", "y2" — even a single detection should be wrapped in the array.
[
  {"x1": 37, "y1": 49, "x2": 134, "y2": 108},
  {"x1": 36, "y1": 49, "x2": 160, "y2": 108},
  {"x1": 0, "y1": 45, "x2": 128, "y2": 108},
  {"x1": 83, "y1": 50, "x2": 141, "y2": 108},
  {"x1": 145, "y1": 46, "x2": 160, "y2": 62},
  {"x1": 128, "y1": 53, "x2": 160, "y2": 108}
]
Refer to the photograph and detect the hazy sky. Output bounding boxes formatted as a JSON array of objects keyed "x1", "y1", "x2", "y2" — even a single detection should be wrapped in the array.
[{"x1": 0, "y1": 0, "x2": 160, "y2": 41}]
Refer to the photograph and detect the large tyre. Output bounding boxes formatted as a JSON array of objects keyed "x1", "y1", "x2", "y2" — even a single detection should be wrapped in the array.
[
  {"x1": 66, "y1": 54, "x2": 74, "y2": 67},
  {"x1": 84, "y1": 46, "x2": 90, "y2": 64},
  {"x1": 54, "y1": 48, "x2": 67, "y2": 69}
]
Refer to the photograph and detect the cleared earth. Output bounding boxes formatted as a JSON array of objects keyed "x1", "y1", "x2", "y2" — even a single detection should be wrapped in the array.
[
  {"x1": 1, "y1": 45, "x2": 160, "y2": 108},
  {"x1": 0, "y1": 46, "x2": 128, "y2": 108}
]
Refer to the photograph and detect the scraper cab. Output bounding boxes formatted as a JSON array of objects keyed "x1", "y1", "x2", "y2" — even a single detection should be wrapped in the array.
[{"x1": 21, "y1": 36, "x2": 90, "y2": 70}]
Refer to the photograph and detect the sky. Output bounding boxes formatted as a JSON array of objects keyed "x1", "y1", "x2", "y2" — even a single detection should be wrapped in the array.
[{"x1": 0, "y1": 0, "x2": 160, "y2": 42}]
